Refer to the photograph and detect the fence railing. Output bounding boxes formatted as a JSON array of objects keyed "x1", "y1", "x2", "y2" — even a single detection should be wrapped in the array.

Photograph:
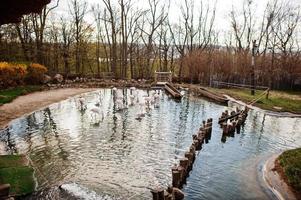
[{"x1": 212, "y1": 80, "x2": 270, "y2": 105}]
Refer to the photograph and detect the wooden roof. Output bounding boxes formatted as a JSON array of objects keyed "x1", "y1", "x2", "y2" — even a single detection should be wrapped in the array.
[{"x1": 0, "y1": 0, "x2": 51, "y2": 25}]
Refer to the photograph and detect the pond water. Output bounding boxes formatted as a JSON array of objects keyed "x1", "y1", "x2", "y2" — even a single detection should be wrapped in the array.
[{"x1": 0, "y1": 88, "x2": 300, "y2": 200}]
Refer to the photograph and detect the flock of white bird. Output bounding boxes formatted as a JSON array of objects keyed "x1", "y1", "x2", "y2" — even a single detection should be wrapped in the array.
[{"x1": 77, "y1": 87, "x2": 162, "y2": 121}]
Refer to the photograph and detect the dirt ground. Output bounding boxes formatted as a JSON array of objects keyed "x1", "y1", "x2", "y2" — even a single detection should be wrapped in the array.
[{"x1": 0, "y1": 88, "x2": 96, "y2": 129}]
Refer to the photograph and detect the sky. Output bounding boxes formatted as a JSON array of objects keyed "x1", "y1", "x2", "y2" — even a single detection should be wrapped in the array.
[
  {"x1": 52, "y1": 0, "x2": 270, "y2": 24},
  {"x1": 50, "y1": 0, "x2": 301, "y2": 42}
]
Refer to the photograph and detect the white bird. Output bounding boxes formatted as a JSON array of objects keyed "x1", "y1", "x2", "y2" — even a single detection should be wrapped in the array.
[
  {"x1": 136, "y1": 100, "x2": 146, "y2": 120},
  {"x1": 116, "y1": 98, "x2": 124, "y2": 110},
  {"x1": 154, "y1": 93, "x2": 160, "y2": 108},
  {"x1": 90, "y1": 107, "x2": 103, "y2": 120},
  {"x1": 79, "y1": 97, "x2": 85, "y2": 105},
  {"x1": 136, "y1": 90, "x2": 140, "y2": 103},
  {"x1": 139, "y1": 100, "x2": 145, "y2": 113},
  {"x1": 154, "y1": 93, "x2": 160, "y2": 101},
  {"x1": 129, "y1": 94, "x2": 135, "y2": 105},
  {"x1": 144, "y1": 96, "x2": 151, "y2": 107},
  {"x1": 78, "y1": 97, "x2": 87, "y2": 110},
  {"x1": 150, "y1": 97, "x2": 155, "y2": 105}
]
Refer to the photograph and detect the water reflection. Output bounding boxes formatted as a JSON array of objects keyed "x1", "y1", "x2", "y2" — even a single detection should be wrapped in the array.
[{"x1": 1, "y1": 88, "x2": 301, "y2": 200}]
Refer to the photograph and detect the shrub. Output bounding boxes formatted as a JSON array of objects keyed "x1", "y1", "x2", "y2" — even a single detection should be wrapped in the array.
[
  {"x1": 25, "y1": 63, "x2": 48, "y2": 84},
  {"x1": 0, "y1": 62, "x2": 27, "y2": 88}
]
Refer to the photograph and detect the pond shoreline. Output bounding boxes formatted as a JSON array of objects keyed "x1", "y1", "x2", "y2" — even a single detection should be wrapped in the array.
[
  {"x1": 1, "y1": 81, "x2": 300, "y2": 131},
  {"x1": 0, "y1": 88, "x2": 97, "y2": 130},
  {"x1": 177, "y1": 83, "x2": 301, "y2": 117},
  {"x1": 262, "y1": 154, "x2": 298, "y2": 200}
]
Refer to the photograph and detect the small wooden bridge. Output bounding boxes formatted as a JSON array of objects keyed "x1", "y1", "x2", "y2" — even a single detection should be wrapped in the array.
[{"x1": 154, "y1": 71, "x2": 182, "y2": 100}]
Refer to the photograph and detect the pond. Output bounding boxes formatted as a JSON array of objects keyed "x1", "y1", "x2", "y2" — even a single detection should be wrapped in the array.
[{"x1": 0, "y1": 88, "x2": 301, "y2": 199}]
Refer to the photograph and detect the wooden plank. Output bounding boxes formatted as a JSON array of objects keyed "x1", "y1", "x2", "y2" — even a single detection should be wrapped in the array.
[
  {"x1": 218, "y1": 112, "x2": 240, "y2": 124},
  {"x1": 199, "y1": 87, "x2": 228, "y2": 104},
  {"x1": 165, "y1": 83, "x2": 182, "y2": 99}
]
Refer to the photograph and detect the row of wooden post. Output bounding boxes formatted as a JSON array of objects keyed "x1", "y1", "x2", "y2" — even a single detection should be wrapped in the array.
[
  {"x1": 219, "y1": 107, "x2": 249, "y2": 135},
  {"x1": 151, "y1": 118, "x2": 213, "y2": 200}
]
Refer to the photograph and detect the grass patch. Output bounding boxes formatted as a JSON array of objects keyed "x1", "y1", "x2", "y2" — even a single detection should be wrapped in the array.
[
  {"x1": 0, "y1": 155, "x2": 35, "y2": 196},
  {"x1": 0, "y1": 167, "x2": 35, "y2": 196},
  {"x1": 0, "y1": 155, "x2": 27, "y2": 168},
  {"x1": 278, "y1": 148, "x2": 301, "y2": 193},
  {"x1": 207, "y1": 87, "x2": 301, "y2": 113},
  {"x1": 0, "y1": 85, "x2": 42, "y2": 106}
]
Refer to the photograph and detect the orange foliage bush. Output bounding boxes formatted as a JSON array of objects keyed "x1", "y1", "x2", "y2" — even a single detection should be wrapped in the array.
[
  {"x1": 0, "y1": 62, "x2": 27, "y2": 88},
  {"x1": 0, "y1": 62, "x2": 47, "y2": 88},
  {"x1": 25, "y1": 63, "x2": 48, "y2": 84}
]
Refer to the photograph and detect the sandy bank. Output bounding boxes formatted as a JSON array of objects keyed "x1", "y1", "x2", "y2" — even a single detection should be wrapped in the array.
[{"x1": 0, "y1": 88, "x2": 96, "y2": 129}]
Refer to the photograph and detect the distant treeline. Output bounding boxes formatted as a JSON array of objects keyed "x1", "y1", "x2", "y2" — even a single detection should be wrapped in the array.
[{"x1": 0, "y1": 0, "x2": 300, "y2": 90}]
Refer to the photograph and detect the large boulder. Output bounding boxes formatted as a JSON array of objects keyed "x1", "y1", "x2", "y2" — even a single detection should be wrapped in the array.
[
  {"x1": 43, "y1": 75, "x2": 52, "y2": 84},
  {"x1": 54, "y1": 74, "x2": 64, "y2": 83}
]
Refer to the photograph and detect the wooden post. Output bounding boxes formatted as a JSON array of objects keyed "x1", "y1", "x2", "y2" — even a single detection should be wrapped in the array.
[
  {"x1": 251, "y1": 40, "x2": 257, "y2": 96},
  {"x1": 222, "y1": 123, "x2": 228, "y2": 134},
  {"x1": 179, "y1": 158, "x2": 189, "y2": 175},
  {"x1": 192, "y1": 134, "x2": 197, "y2": 140},
  {"x1": 172, "y1": 170, "x2": 181, "y2": 188},
  {"x1": 193, "y1": 139, "x2": 201, "y2": 150},
  {"x1": 164, "y1": 192, "x2": 172, "y2": 200},
  {"x1": 157, "y1": 188, "x2": 165, "y2": 200},
  {"x1": 151, "y1": 189, "x2": 159, "y2": 200},
  {"x1": 266, "y1": 88, "x2": 270, "y2": 99},
  {"x1": 177, "y1": 166, "x2": 185, "y2": 187},
  {"x1": 173, "y1": 188, "x2": 185, "y2": 200},
  {"x1": 165, "y1": 194, "x2": 172, "y2": 200}
]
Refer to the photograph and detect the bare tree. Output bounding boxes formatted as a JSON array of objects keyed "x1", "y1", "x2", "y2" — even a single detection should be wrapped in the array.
[
  {"x1": 102, "y1": 0, "x2": 118, "y2": 78},
  {"x1": 31, "y1": 0, "x2": 60, "y2": 64},
  {"x1": 15, "y1": 16, "x2": 34, "y2": 61},
  {"x1": 70, "y1": 0, "x2": 88, "y2": 75},
  {"x1": 59, "y1": 17, "x2": 74, "y2": 76},
  {"x1": 139, "y1": 0, "x2": 167, "y2": 79}
]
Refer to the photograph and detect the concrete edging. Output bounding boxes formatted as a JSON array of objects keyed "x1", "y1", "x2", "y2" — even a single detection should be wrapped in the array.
[{"x1": 262, "y1": 154, "x2": 297, "y2": 200}]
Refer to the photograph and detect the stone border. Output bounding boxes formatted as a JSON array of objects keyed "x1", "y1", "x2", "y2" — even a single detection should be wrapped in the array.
[{"x1": 262, "y1": 154, "x2": 297, "y2": 200}]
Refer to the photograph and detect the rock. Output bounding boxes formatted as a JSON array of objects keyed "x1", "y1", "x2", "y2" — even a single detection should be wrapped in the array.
[
  {"x1": 54, "y1": 74, "x2": 64, "y2": 83},
  {"x1": 43, "y1": 75, "x2": 52, "y2": 84},
  {"x1": 273, "y1": 106, "x2": 283, "y2": 111}
]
